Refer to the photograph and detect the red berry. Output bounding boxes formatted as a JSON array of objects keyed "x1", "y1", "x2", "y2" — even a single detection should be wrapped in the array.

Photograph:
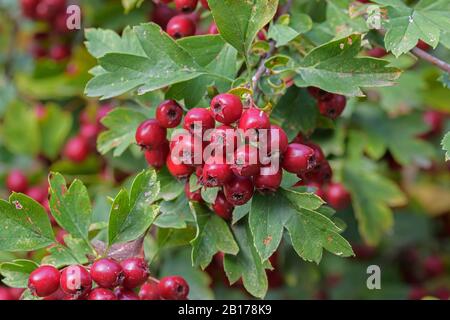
[
  {"x1": 90, "y1": 258, "x2": 124, "y2": 289},
  {"x1": 80, "y1": 122, "x2": 100, "y2": 143},
  {"x1": 36, "y1": 0, "x2": 66, "y2": 20},
  {"x1": 175, "y1": 0, "x2": 198, "y2": 12},
  {"x1": 166, "y1": 154, "x2": 195, "y2": 179},
  {"x1": 166, "y1": 15, "x2": 196, "y2": 39},
  {"x1": 120, "y1": 258, "x2": 149, "y2": 289},
  {"x1": 200, "y1": 0, "x2": 209, "y2": 9},
  {"x1": 300, "y1": 161, "x2": 332, "y2": 185},
  {"x1": 366, "y1": 47, "x2": 387, "y2": 58},
  {"x1": 63, "y1": 136, "x2": 89, "y2": 163},
  {"x1": 307, "y1": 87, "x2": 333, "y2": 101},
  {"x1": 20, "y1": 0, "x2": 39, "y2": 18},
  {"x1": 184, "y1": 182, "x2": 203, "y2": 202},
  {"x1": 88, "y1": 288, "x2": 117, "y2": 300},
  {"x1": 238, "y1": 108, "x2": 270, "y2": 132},
  {"x1": 416, "y1": 40, "x2": 431, "y2": 51},
  {"x1": 208, "y1": 125, "x2": 237, "y2": 156},
  {"x1": 183, "y1": 108, "x2": 215, "y2": 135},
  {"x1": 135, "y1": 119, "x2": 167, "y2": 149},
  {"x1": 325, "y1": 183, "x2": 351, "y2": 210},
  {"x1": 232, "y1": 145, "x2": 261, "y2": 177},
  {"x1": 266, "y1": 125, "x2": 289, "y2": 155},
  {"x1": 170, "y1": 132, "x2": 202, "y2": 166},
  {"x1": 421, "y1": 110, "x2": 444, "y2": 137},
  {"x1": 139, "y1": 280, "x2": 161, "y2": 300},
  {"x1": 202, "y1": 156, "x2": 233, "y2": 187},
  {"x1": 114, "y1": 287, "x2": 139, "y2": 300},
  {"x1": 96, "y1": 104, "x2": 113, "y2": 126},
  {"x1": 423, "y1": 255, "x2": 445, "y2": 278},
  {"x1": 49, "y1": 44, "x2": 71, "y2": 61},
  {"x1": 0, "y1": 287, "x2": 15, "y2": 300},
  {"x1": 60, "y1": 265, "x2": 92, "y2": 298},
  {"x1": 145, "y1": 141, "x2": 170, "y2": 169},
  {"x1": 6, "y1": 169, "x2": 28, "y2": 193},
  {"x1": 318, "y1": 94, "x2": 347, "y2": 119},
  {"x1": 224, "y1": 175, "x2": 254, "y2": 206},
  {"x1": 26, "y1": 186, "x2": 48, "y2": 204},
  {"x1": 151, "y1": 4, "x2": 177, "y2": 29},
  {"x1": 282, "y1": 143, "x2": 316, "y2": 174},
  {"x1": 210, "y1": 93, "x2": 243, "y2": 125},
  {"x1": 156, "y1": 100, "x2": 183, "y2": 128},
  {"x1": 158, "y1": 276, "x2": 189, "y2": 300},
  {"x1": 208, "y1": 22, "x2": 218, "y2": 34},
  {"x1": 28, "y1": 265, "x2": 60, "y2": 297},
  {"x1": 213, "y1": 191, "x2": 234, "y2": 220},
  {"x1": 297, "y1": 181, "x2": 326, "y2": 199},
  {"x1": 408, "y1": 286, "x2": 427, "y2": 300},
  {"x1": 304, "y1": 142, "x2": 326, "y2": 167},
  {"x1": 52, "y1": 11, "x2": 70, "y2": 33},
  {"x1": 254, "y1": 166, "x2": 282, "y2": 193}
]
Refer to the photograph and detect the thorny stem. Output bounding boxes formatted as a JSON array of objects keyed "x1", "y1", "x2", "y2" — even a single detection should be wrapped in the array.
[{"x1": 411, "y1": 47, "x2": 450, "y2": 74}]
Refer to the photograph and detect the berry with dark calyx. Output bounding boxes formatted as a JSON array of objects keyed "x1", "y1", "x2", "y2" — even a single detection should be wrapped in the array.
[
  {"x1": 238, "y1": 108, "x2": 270, "y2": 132},
  {"x1": 63, "y1": 136, "x2": 89, "y2": 163},
  {"x1": 184, "y1": 182, "x2": 202, "y2": 202},
  {"x1": 166, "y1": 15, "x2": 196, "y2": 39},
  {"x1": 120, "y1": 258, "x2": 150, "y2": 289},
  {"x1": 167, "y1": 155, "x2": 195, "y2": 179},
  {"x1": 183, "y1": 108, "x2": 215, "y2": 135},
  {"x1": 307, "y1": 87, "x2": 333, "y2": 101},
  {"x1": 254, "y1": 166, "x2": 282, "y2": 193},
  {"x1": 208, "y1": 22, "x2": 218, "y2": 34},
  {"x1": 145, "y1": 141, "x2": 170, "y2": 169},
  {"x1": 232, "y1": 145, "x2": 261, "y2": 177},
  {"x1": 139, "y1": 280, "x2": 161, "y2": 300},
  {"x1": 202, "y1": 157, "x2": 233, "y2": 187},
  {"x1": 318, "y1": 94, "x2": 347, "y2": 119},
  {"x1": 304, "y1": 142, "x2": 326, "y2": 167},
  {"x1": 300, "y1": 161, "x2": 332, "y2": 185},
  {"x1": 158, "y1": 276, "x2": 189, "y2": 300},
  {"x1": 114, "y1": 287, "x2": 139, "y2": 300},
  {"x1": 156, "y1": 100, "x2": 183, "y2": 128},
  {"x1": 135, "y1": 119, "x2": 167, "y2": 149},
  {"x1": 88, "y1": 288, "x2": 117, "y2": 300},
  {"x1": 6, "y1": 169, "x2": 28, "y2": 193},
  {"x1": 28, "y1": 265, "x2": 60, "y2": 297},
  {"x1": 423, "y1": 255, "x2": 445, "y2": 278},
  {"x1": 60, "y1": 265, "x2": 92, "y2": 298},
  {"x1": 49, "y1": 44, "x2": 71, "y2": 61},
  {"x1": 200, "y1": 0, "x2": 210, "y2": 10},
  {"x1": 90, "y1": 258, "x2": 124, "y2": 289},
  {"x1": 224, "y1": 175, "x2": 254, "y2": 206},
  {"x1": 325, "y1": 183, "x2": 351, "y2": 210},
  {"x1": 210, "y1": 93, "x2": 243, "y2": 125},
  {"x1": 175, "y1": 0, "x2": 198, "y2": 12},
  {"x1": 213, "y1": 191, "x2": 234, "y2": 220},
  {"x1": 282, "y1": 143, "x2": 316, "y2": 174}
]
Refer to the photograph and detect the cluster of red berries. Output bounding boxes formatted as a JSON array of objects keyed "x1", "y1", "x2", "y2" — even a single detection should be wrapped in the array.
[
  {"x1": 26, "y1": 258, "x2": 189, "y2": 300},
  {"x1": 20, "y1": 0, "x2": 73, "y2": 61}
]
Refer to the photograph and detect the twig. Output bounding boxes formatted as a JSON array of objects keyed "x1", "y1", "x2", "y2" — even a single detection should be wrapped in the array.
[{"x1": 411, "y1": 47, "x2": 450, "y2": 74}]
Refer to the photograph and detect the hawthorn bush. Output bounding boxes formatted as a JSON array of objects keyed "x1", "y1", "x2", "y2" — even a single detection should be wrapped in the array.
[{"x1": 0, "y1": 0, "x2": 449, "y2": 300}]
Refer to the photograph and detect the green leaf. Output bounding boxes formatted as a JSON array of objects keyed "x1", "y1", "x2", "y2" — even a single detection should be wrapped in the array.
[
  {"x1": 294, "y1": 34, "x2": 401, "y2": 96},
  {"x1": 208, "y1": 0, "x2": 279, "y2": 55},
  {"x1": 39, "y1": 104, "x2": 72, "y2": 159},
  {"x1": 85, "y1": 23, "x2": 204, "y2": 99},
  {"x1": 156, "y1": 167, "x2": 184, "y2": 201},
  {"x1": 232, "y1": 201, "x2": 252, "y2": 225},
  {"x1": 97, "y1": 107, "x2": 147, "y2": 156},
  {"x1": 0, "y1": 259, "x2": 38, "y2": 288},
  {"x1": 442, "y1": 132, "x2": 450, "y2": 161},
  {"x1": 343, "y1": 159, "x2": 407, "y2": 245},
  {"x1": 200, "y1": 187, "x2": 219, "y2": 204},
  {"x1": 190, "y1": 203, "x2": 239, "y2": 269},
  {"x1": 154, "y1": 195, "x2": 193, "y2": 229},
  {"x1": 325, "y1": 0, "x2": 369, "y2": 38},
  {"x1": 376, "y1": 0, "x2": 450, "y2": 56},
  {"x1": 223, "y1": 221, "x2": 270, "y2": 299},
  {"x1": 41, "y1": 236, "x2": 91, "y2": 268},
  {"x1": 3, "y1": 101, "x2": 40, "y2": 155},
  {"x1": 48, "y1": 173, "x2": 92, "y2": 245},
  {"x1": 0, "y1": 194, "x2": 55, "y2": 251},
  {"x1": 108, "y1": 170, "x2": 160, "y2": 245},
  {"x1": 268, "y1": 23, "x2": 299, "y2": 47},
  {"x1": 122, "y1": 0, "x2": 144, "y2": 13},
  {"x1": 281, "y1": 189, "x2": 325, "y2": 211}
]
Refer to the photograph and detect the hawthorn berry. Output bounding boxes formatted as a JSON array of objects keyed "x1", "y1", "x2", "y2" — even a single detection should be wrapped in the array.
[
  {"x1": 158, "y1": 276, "x2": 190, "y2": 300},
  {"x1": 120, "y1": 258, "x2": 150, "y2": 289},
  {"x1": 135, "y1": 119, "x2": 167, "y2": 149},
  {"x1": 28, "y1": 265, "x2": 60, "y2": 297},
  {"x1": 151, "y1": 3, "x2": 177, "y2": 29},
  {"x1": 170, "y1": 132, "x2": 202, "y2": 165},
  {"x1": 282, "y1": 143, "x2": 316, "y2": 174},
  {"x1": 26, "y1": 186, "x2": 48, "y2": 204},
  {"x1": 139, "y1": 281, "x2": 161, "y2": 300},
  {"x1": 63, "y1": 136, "x2": 89, "y2": 163},
  {"x1": 175, "y1": 0, "x2": 198, "y2": 12},
  {"x1": 238, "y1": 108, "x2": 270, "y2": 132},
  {"x1": 90, "y1": 258, "x2": 124, "y2": 289},
  {"x1": 49, "y1": 44, "x2": 71, "y2": 61},
  {"x1": 210, "y1": 93, "x2": 243, "y2": 125},
  {"x1": 88, "y1": 288, "x2": 117, "y2": 300},
  {"x1": 6, "y1": 169, "x2": 28, "y2": 193},
  {"x1": 20, "y1": 0, "x2": 39, "y2": 18},
  {"x1": 423, "y1": 255, "x2": 445, "y2": 278},
  {"x1": 202, "y1": 157, "x2": 233, "y2": 187},
  {"x1": 156, "y1": 100, "x2": 183, "y2": 128},
  {"x1": 184, "y1": 182, "x2": 202, "y2": 202},
  {"x1": 254, "y1": 167, "x2": 283, "y2": 193},
  {"x1": 114, "y1": 287, "x2": 139, "y2": 300},
  {"x1": 302, "y1": 181, "x2": 326, "y2": 199},
  {"x1": 307, "y1": 87, "x2": 333, "y2": 101},
  {"x1": 300, "y1": 161, "x2": 332, "y2": 185},
  {"x1": 305, "y1": 142, "x2": 326, "y2": 167},
  {"x1": 167, "y1": 155, "x2": 195, "y2": 179},
  {"x1": 208, "y1": 125, "x2": 237, "y2": 155},
  {"x1": 183, "y1": 108, "x2": 215, "y2": 134},
  {"x1": 0, "y1": 287, "x2": 14, "y2": 300},
  {"x1": 325, "y1": 183, "x2": 351, "y2": 210},
  {"x1": 232, "y1": 145, "x2": 261, "y2": 177},
  {"x1": 60, "y1": 265, "x2": 92, "y2": 298},
  {"x1": 200, "y1": 0, "x2": 210, "y2": 10},
  {"x1": 145, "y1": 142, "x2": 170, "y2": 169},
  {"x1": 212, "y1": 191, "x2": 234, "y2": 220},
  {"x1": 208, "y1": 22, "x2": 218, "y2": 34},
  {"x1": 266, "y1": 125, "x2": 289, "y2": 155},
  {"x1": 366, "y1": 47, "x2": 387, "y2": 58},
  {"x1": 421, "y1": 110, "x2": 444, "y2": 138},
  {"x1": 224, "y1": 175, "x2": 254, "y2": 206},
  {"x1": 35, "y1": 0, "x2": 66, "y2": 20},
  {"x1": 166, "y1": 15, "x2": 196, "y2": 39},
  {"x1": 318, "y1": 94, "x2": 347, "y2": 119}
]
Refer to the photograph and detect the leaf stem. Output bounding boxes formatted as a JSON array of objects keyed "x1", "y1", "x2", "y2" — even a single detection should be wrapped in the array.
[{"x1": 411, "y1": 47, "x2": 450, "y2": 74}]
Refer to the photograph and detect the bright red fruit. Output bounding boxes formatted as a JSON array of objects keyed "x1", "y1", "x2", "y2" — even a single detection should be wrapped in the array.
[
  {"x1": 210, "y1": 93, "x2": 243, "y2": 125},
  {"x1": 35, "y1": 0, "x2": 66, "y2": 20},
  {"x1": 49, "y1": 44, "x2": 71, "y2": 61},
  {"x1": 238, "y1": 108, "x2": 270, "y2": 131},
  {"x1": 208, "y1": 125, "x2": 237, "y2": 155},
  {"x1": 139, "y1": 281, "x2": 161, "y2": 300},
  {"x1": 151, "y1": 4, "x2": 177, "y2": 29},
  {"x1": 266, "y1": 125, "x2": 289, "y2": 155},
  {"x1": 0, "y1": 287, "x2": 14, "y2": 300},
  {"x1": 232, "y1": 145, "x2": 261, "y2": 177},
  {"x1": 325, "y1": 183, "x2": 351, "y2": 210},
  {"x1": 63, "y1": 136, "x2": 89, "y2": 163},
  {"x1": 213, "y1": 191, "x2": 234, "y2": 220},
  {"x1": 423, "y1": 255, "x2": 445, "y2": 278},
  {"x1": 158, "y1": 276, "x2": 189, "y2": 300},
  {"x1": 208, "y1": 22, "x2": 218, "y2": 34},
  {"x1": 282, "y1": 143, "x2": 316, "y2": 174},
  {"x1": 202, "y1": 157, "x2": 233, "y2": 187},
  {"x1": 166, "y1": 155, "x2": 195, "y2": 179},
  {"x1": 156, "y1": 100, "x2": 183, "y2": 128},
  {"x1": 224, "y1": 175, "x2": 254, "y2": 206},
  {"x1": 318, "y1": 94, "x2": 347, "y2": 119},
  {"x1": 166, "y1": 15, "x2": 196, "y2": 39},
  {"x1": 90, "y1": 258, "x2": 123, "y2": 289},
  {"x1": 421, "y1": 110, "x2": 444, "y2": 137},
  {"x1": 60, "y1": 265, "x2": 92, "y2": 298},
  {"x1": 183, "y1": 108, "x2": 215, "y2": 134},
  {"x1": 135, "y1": 119, "x2": 167, "y2": 149},
  {"x1": 184, "y1": 182, "x2": 203, "y2": 202},
  {"x1": 6, "y1": 169, "x2": 28, "y2": 193},
  {"x1": 254, "y1": 167, "x2": 283, "y2": 193},
  {"x1": 175, "y1": 0, "x2": 198, "y2": 12},
  {"x1": 307, "y1": 87, "x2": 333, "y2": 101},
  {"x1": 145, "y1": 142, "x2": 170, "y2": 169},
  {"x1": 28, "y1": 265, "x2": 60, "y2": 297},
  {"x1": 114, "y1": 287, "x2": 139, "y2": 300},
  {"x1": 88, "y1": 288, "x2": 117, "y2": 300},
  {"x1": 200, "y1": 0, "x2": 210, "y2": 10},
  {"x1": 120, "y1": 258, "x2": 150, "y2": 289}
]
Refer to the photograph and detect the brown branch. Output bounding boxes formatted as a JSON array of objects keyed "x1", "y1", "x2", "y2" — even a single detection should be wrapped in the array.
[{"x1": 411, "y1": 47, "x2": 450, "y2": 74}]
